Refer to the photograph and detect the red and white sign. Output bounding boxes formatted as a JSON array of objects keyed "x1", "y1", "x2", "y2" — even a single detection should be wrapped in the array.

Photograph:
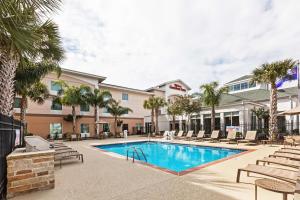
[{"x1": 169, "y1": 83, "x2": 186, "y2": 91}]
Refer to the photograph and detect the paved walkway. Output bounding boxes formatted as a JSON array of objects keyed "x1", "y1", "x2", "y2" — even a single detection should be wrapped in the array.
[{"x1": 13, "y1": 136, "x2": 293, "y2": 200}]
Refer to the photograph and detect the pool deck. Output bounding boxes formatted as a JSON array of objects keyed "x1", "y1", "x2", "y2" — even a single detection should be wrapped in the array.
[{"x1": 13, "y1": 136, "x2": 293, "y2": 200}]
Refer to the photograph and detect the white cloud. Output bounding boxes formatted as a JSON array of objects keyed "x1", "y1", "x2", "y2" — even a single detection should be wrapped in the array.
[{"x1": 53, "y1": 0, "x2": 300, "y2": 92}]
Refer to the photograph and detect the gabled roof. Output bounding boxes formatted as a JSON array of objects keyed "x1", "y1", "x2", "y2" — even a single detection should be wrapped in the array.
[
  {"x1": 226, "y1": 75, "x2": 253, "y2": 84},
  {"x1": 62, "y1": 68, "x2": 106, "y2": 82},
  {"x1": 100, "y1": 83, "x2": 153, "y2": 95},
  {"x1": 146, "y1": 79, "x2": 191, "y2": 91}
]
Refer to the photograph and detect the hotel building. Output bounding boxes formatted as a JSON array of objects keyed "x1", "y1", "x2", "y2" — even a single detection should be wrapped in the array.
[
  {"x1": 13, "y1": 67, "x2": 299, "y2": 139},
  {"x1": 13, "y1": 68, "x2": 190, "y2": 138}
]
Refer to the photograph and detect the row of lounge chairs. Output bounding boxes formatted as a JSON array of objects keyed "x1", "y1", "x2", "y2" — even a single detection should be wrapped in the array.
[
  {"x1": 237, "y1": 146, "x2": 300, "y2": 186},
  {"x1": 170, "y1": 130, "x2": 257, "y2": 145},
  {"x1": 50, "y1": 142, "x2": 84, "y2": 168}
]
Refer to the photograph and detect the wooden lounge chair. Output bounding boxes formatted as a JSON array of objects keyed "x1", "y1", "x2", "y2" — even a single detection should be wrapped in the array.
[
  {"x1": 184, "y1": 131, "x2": 194, "y2": 140},
  {"x1": 237, "y1": 131, "x2": 257, "y2": 145},
  {"x1": 157, "y1": 131, "x2": 168, "y2": 138},
  {"x1": 275, "y1": 149, "x2": 300, "y2": 155},
  {"x1": 236, "y1": 164, "x2": 297, "y2": 184},
  {"x1": 282, "y1": 146, "x2": 300, "y2": 151},
  {"x1": 256, "y1": 157, "x2": 300, "y2": 169},
  {"x1": 203, "y1": 130, "x2": 219, "y2": 142},
  {"x1": 55, "y1": 151, "x2": 84, "y2": 168},
  {"x1": 220, "y1": 130, "x2": 237, "y2": 143},
  {"x1": 174, "y1": 130, "x2": 184, "y2": 139},
  {"x1": 270, "y1": 152, "x2": 300, "y2": 161},
  {"x1": 193, "y1": 130, "x2": 205, "y2": 141}
]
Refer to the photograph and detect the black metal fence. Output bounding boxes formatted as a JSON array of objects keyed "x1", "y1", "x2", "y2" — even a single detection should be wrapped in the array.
[{"x1": 0, "y1": 114, "x2": 23, "y2": 199}]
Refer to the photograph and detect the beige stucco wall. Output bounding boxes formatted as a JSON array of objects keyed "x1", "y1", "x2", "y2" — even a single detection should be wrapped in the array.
[{"x1": 99, "y1": 84, "x2": 152, "y2": 119}]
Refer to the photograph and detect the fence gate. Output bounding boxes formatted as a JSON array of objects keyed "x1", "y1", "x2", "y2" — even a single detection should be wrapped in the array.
[{"x1": 0, "y1": 114, "x2": 23, "y2": 200}]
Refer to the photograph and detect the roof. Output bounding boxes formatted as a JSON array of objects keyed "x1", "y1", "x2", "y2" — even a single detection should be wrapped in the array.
[
  {"x1": 62, "y1": 68, "x2": 106, "y2": 82},
  {"x1": 146, "y1": 79, "x2": 191, "y2": 91},
  {"x1": 208, "y1": 87, "x2": 298, "y2": 108},
  {"x1": 226, "y1": 75, "x2": 253, "y2": 84},
  {"x1": 99, "y1": 83, "x2": 154, "y2": 95}
]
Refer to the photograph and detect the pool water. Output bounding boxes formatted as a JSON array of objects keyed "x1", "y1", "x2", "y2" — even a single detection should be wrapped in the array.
[{"x1": 96, "y1": 141, "x2": 244, "y2": 173}]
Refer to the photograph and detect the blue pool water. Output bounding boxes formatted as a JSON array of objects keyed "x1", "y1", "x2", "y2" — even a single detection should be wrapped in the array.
[{"x1": 96, "y1": 141, "x2": 244, "y2": 173}]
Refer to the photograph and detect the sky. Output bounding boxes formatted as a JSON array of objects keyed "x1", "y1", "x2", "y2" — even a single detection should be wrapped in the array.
[{"x1": 53, "y1": 0, "x2": 300, "y2": 92}]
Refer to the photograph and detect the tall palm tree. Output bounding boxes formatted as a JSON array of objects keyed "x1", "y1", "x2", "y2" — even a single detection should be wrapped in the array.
[
  {"x1": 55, "y1": 82, "x2": 91, "y2": 135},
  {"x1": 86, "y1": 89, "x2": 112, "y2": 136},
  {"x1": 152, "y1": 97, "x2": 167, "y2": 135},
  {"x1": 106, "y1": 99, "x2": 132, "y2": 137},
  {"x1": 167, "y1": 100, "x2": 182, "y2": 131},
  {"x1": 15, "y1": 59, "x2": 61, "y2": 133},
  {"x1": 200, "y1": 81, "x2": 228, "y2": 131},
  {"x1": 0, "y1": 0, "x2": 63, "y2": 116},
  {"x1": 143, "y1": 97, "x2": 156, "y2": 135},
  {"x1": 251, "y1": 59, "x2": 297, "y2": 141}
]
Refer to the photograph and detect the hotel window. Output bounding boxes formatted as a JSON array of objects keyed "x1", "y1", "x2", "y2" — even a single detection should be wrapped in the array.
[
  {"x1": 51, "y1": 101, "x2": 62, "y2": 110},
  {"x1": 80, "y1": 124, "x2": 89, "y2": 133},
  {"x1": 103, "y1": 107, "x2": 109, "y2": 113},
  {"x1": 122, "y1": 93, "x2": 128, "y2": 101},
  {"x1": 124, "y1": 109, "x2": 128, "y2": 114},
  {"x1": 51, "y1": 81, "x2": 62, "y2": 91},
  {"x1": 80, "y1": 104, "x2": 89, "y2": 112},
  {"x1": 50, "y1": 123, "x2": 62, "y2": 135},
  {"x1": 14, "y1": 98, "x2": 21, "y2": 108},
  {"x1": 241, "y1": 82, "x2": 248, "y2": 90},
  {"x1": 233, "y1": 84, "x2": 240, "y2": 91},
  {"x1": 103, "y1": 94, "x2": 111, "y2": 101}
]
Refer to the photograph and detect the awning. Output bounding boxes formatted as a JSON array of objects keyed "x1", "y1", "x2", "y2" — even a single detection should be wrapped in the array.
[{"x1": 280, "y1": 106, "x2": 300, "y2": 115}]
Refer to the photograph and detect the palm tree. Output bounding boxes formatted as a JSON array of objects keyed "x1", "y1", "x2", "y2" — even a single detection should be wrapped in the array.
[
  {"x1": 251, "y1": 59, "x2": 297, "y2": 141},
  {"x1": 15, "y1": 59, "x2": 61, "y2": 133},
  {"x1": 106, "y1": 99, "x2": 132, "y2": 137},
  {"x1": 55, "y1": 82, "x2": 91, "y2": 136},
  {"x1": 86, "y1": 89, "x2": 112, "y2": 136},
  {"x1": 200, "y1": 81, "x2": 228, "y2": 131},
  {"x1": 152, "y1": 97, "x2": 167, "y2": 135},
  {"x1": 167, "y1": 100, "x2": 182, "y2": 131},
  {"x1": 0, "y1": 0, "x2": 63, "y2": 116},
  {"x1": 143, "y1": 97, "x2": 156, "y2": 135}
]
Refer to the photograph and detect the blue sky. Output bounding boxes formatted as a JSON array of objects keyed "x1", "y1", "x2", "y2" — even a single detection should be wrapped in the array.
[{"x1": 53, "y1": 0, "x2": 300, "y2": 91}]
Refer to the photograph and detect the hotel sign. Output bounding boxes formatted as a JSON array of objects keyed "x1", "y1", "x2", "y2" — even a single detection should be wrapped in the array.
[{"x1": 169, "y1": 83, "x2": 186, "y2": 91}]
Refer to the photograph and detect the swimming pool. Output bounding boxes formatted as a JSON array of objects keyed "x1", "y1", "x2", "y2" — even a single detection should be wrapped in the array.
[{"x1": 96, "y1": 141, "x2": 245, "y2": 174}]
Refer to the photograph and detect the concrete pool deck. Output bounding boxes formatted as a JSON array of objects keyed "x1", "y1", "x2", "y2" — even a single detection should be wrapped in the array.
[{"x1": 13, "y1": 136, "x2": 294, "y2": 200}]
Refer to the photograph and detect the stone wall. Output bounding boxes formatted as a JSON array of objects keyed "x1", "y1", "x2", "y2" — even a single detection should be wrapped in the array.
[{"x1": 6, "y1": 149, "x2": 55, "y2": 198}]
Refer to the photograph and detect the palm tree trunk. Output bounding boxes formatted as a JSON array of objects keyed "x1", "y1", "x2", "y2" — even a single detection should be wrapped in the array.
[
  {"x1": 72, "y1": 105, "x2": 76, "y2": 135},
  {"x1": 0, "y1": 52, "x2": 19, "y2": 116},
  {"x1": 20, "y1": 96, "x2": 27, "y2": 133},
  {"x1": 269, "y1": 83, "x2": 278, "y2": 141},
  {"x1": 211, "y1": 106, "x2": 215, "y2": 131},
  {"x1": 94, "y1": 106, "x2": 99, "y2": 137},
  {"x1": 114, "y1": 117, "x2": 118, "y2": 137},
  {"x1": 172, "y1": 115, "x2": 176, "y2": 131},
  {"x1": 155, "y1": 108, "x2": 159, "y2": 135},
  {"x1": 151, "y1": 108, "x2": 154, "y2": 135}
]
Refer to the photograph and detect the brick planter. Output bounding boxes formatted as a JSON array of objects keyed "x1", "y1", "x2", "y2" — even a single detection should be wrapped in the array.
[{"x1": 6, "y1": 149, "x2": 55, "y2": 198}]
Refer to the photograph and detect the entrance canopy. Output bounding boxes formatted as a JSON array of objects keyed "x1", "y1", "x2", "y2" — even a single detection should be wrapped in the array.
[{"x1": 280, "y1": 106, "x2": 300, "y2": 115}]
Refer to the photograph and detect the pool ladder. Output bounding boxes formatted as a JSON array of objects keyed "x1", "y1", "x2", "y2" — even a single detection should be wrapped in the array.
[{"x1": 126, "y1": 147, "x2": 147, "y2": 163}]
